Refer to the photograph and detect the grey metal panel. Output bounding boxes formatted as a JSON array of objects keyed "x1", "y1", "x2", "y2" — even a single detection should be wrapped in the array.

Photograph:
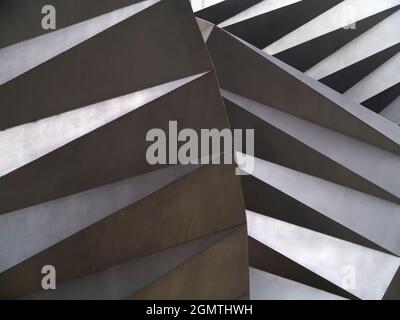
[
  {"x1": 345, "y1": 52, "x2": 400, "y2": 103},
  {"x1": 224, "y1": 0, "x2": 342, "y2": 50},
  {"x1": 223, "y1": 90, "x2": 400, "y2": 201},
  {"x1": 241, "y1": 174, "x2": 389, "y2": 254},
  {"x1": 381, "y1": 96, "x2": 400, "y2": 124},
  {"x1": 249, "y1": 237, "x2": 356, "y2": 299},
  {"x1": 362, "y1": 83, "x2": 400, "y2": 113},
  {"x1": 384, "y1": 267, "x2": 400, "y2": 299},
  {"x1": 218, "y1": 0, "x2": 302, "y2": 28},
  {"x1": 320, "y1": 43, "x2": 400, "y2": 94},
  {"x1": 191, "y1": 0, "x2": 226, "y2": 12},
  {"x1": 206, "y1": 27, "x2": 400, "y2": 155},
  {"x1": 274, "y1": 6, "x2": 400, "y2": 72},
  {"x1": 246, "y1": 210, "x2": 400, "y2": 300},
  {"x1": 0, "y1": 163, "x2": 200, "y2": 274},
  {"x1": 265, "y1": 0, "x2": 400, "y2": 55},
  {"x1": 239, "y1": 153, "x2": 400, "y2": 256},
  {"x1": 225, "y1": 97, "x2": 400, "y2": 204},
  {"x1": 307, "y1": 9, "x2": 400, "y2": 80},
  {"x1": 250, "y1": 267, "x2": 346, "y2": 300},
  {"x1": 197, "y1": 18, "x2": 214, "y2": 42},
  {"x1": 196, "y1": 0, "x2": 264, "y2": 25}
]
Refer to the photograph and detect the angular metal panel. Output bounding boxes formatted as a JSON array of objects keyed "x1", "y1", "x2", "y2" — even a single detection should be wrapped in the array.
[
  {"x1": 129, "y1": 226, "x2": 249, "y2": 300},
  {"x1": 247, "y1": 210, "x2": 400, "y2": 300}
]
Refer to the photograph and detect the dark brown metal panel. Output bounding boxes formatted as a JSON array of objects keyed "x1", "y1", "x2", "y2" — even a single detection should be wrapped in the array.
[
  {"x1": 206, "y1": 27, "x2": 400, "y2": 155},
  {"x1": 0, "y1": 0, "x2": 249, "y2": 301},
  {"x1": 0, "y1": 73, "x2": 229, "y2": 215},
  {"x1": 21, "y1": 228, "x2": 236, "y2": 299},
  {"x1": 0, "y1": 163, "x2": 246, "y2": 299},
  {"x1": 0, "y1": 0, "x2": 144, "y2": 48},
  {"x1": 129, "y1": 226, "x2": 249, "y2": 300},
  {"x1": 0, "y1": 0, "x2": 211, "y2": 130}
]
